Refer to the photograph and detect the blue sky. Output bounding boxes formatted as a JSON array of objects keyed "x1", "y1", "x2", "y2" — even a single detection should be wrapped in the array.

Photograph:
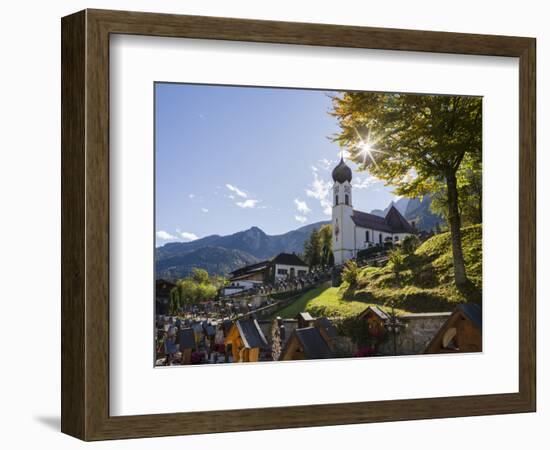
[{"x1": 155, "y1": 83, "x2": 399, "y2": 246}]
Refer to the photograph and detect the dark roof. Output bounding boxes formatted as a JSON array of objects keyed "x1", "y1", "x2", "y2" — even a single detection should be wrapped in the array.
[
  {"x1": 332, "y1": 158, "x2": 352, "y2": 183},
  {"x1": 384, "y1": 206, "x2": 417, "y2": 233},
  {"x1": 294, "y1": 327, "x2": 333, "y2": 359},
  {"x1": 236, "y1": 319, "x2": 269, "y2": 349},
  {"x1": 315, "y1": 317, "x2": 339, "y2": 338},
  {"x1": 458, "y1": 303, "x2": 482, "y2": 330},
  {"x1": 177, "y1": 328, "x2": 196, "y2": 349},
  {"x1": 360, "y1": 305, "x2": 389, "y2": 321},
  {"x1": 272, "y1": 252, "x2": 307, "y2": 267},
  {"x1": 352, "y1": 206, "x2": 415, "y2": 234},
  {"x1": 229, "y1": 260, "x2": 270, "y2": 278},
  {"x1": 352, "y1": 210, "x2": 393, "y2": 232}
]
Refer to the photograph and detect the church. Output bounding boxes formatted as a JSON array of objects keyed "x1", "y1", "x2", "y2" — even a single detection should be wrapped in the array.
[{"x1": 331, "y1": 158, "x2": 416, "y2": 265}]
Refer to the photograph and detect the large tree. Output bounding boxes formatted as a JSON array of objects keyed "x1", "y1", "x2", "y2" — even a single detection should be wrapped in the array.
[
  {"x1": 430, "y1": 152, "x2": 482, "y2": 226},
  {"x1": 303, "y1": 228, "x2": 322, "y2": 269},
  {"x1": 171, "y1": 270, "x2": 218, "y2": 311},
  {"x1": 318, "y1": 224, "x2": 334, "y2": 268},
  {"x1": 331, "y1": 93, "x2": 481, "y2": 291}
]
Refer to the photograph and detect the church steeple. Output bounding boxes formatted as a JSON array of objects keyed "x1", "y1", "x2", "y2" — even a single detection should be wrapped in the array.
[
  {"x1": 331, "y1": 158, "x2": 352, "y2": 184},
  {"x1": 331, "y1": 158, "x2": 354, "y2": 266}
]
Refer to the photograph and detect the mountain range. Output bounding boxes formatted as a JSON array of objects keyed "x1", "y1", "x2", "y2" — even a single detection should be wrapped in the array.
[
  {"x1": 155, "y1": 197, "x2": 443, "y2": 280},
  {"x1": 155, "y1": 221, "x2": 329, "y2": 280}
]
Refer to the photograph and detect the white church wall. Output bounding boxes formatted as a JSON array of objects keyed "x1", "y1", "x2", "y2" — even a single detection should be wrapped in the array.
[
  {"x1": 333, "y1": 212, "x2": 355, "y2": 265},
  {"x1": 354, "y1": 227, "x2": 393, "y2": 249}
]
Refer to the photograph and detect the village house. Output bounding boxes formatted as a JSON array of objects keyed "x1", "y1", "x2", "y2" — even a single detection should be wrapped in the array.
[
  {"x1": 271, "y1": 252, "x2": 309, "y2": 281},
  {"x1": 357, "y1": 305, "x2": 390, "y2": 338},
  {"x1": 224, "y1": 318, "x2": 269, "y2": 363},
  {"x1": 296, "y1": 312, "x2": 314, "y2": 329},
  {"x1": 314, "y1": 317, "x2": 340, "y2": 350},
  {"x1": 424, "y1": 303, "x2": 482, "y2": 354},
  {"x1": 331, "y1": 158, "x2": 416, "y2": 265},
  {"x1": 222, "y1": 252, "x2": 309, "y2": 296},
  {"x1": 279, "y1": 326, "x2": 334, "y2": 361},
  {"x1": 278, "y1": 315, "x2": 342, "y2": 361}
]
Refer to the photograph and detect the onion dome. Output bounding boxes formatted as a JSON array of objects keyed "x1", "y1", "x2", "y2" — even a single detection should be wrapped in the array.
[{"x1": 331, "y1": 158, "x2": 352, "y2": 183}]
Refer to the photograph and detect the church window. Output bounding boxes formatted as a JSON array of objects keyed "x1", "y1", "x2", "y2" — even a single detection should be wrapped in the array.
[
  {"x1": 345, "y1": 194, "x2": 349, "y2": 205},
  {"x1": 379, "y1": 233, "x2": 383, "y2": 244},
  {"x1": 366, "y1": 230, "x2": 370, "y2": 242},
  {"x1": 335, "y1": 195, "x2": 339, "y2": 205}
]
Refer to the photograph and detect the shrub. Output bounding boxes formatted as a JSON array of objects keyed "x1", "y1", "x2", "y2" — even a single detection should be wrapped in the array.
[
  {"x1": 388, "y1": 250, "x2": 405, "y2": 281},
  {"x1": 357, "y1": 245, "x2": 383, "y2": 259},
  {"x1": 338, "y1": 316, "x2": 371, "y2": 347},
  {"x1": 401, "y1": 235, "x2": 420, "y2": 255},
  {"x1": 341, "y1": 260, "x2": 359, "y2": 287}
]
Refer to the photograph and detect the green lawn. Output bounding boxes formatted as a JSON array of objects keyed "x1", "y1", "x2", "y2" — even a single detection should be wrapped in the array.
[
  {"x1": 350, "y1": 224, "x2": 482, "y2": 312},
  {"x1": 274, "y1": 284, "x2": 407, "y2": 319},
  {"x1": 272, "y1": 225, "x2": 482, "y2": 319}
]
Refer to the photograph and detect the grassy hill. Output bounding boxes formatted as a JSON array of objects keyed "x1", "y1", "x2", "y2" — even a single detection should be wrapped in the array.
[
  {"x1": 349, "y1": 224, "x2": 482, "y2": 312},
  {"x1": 274, "y1": 284, "x2": 408, "y2": 319},
  {"x1": 274, "y1": 224, "x2": 482, "y2": 318}
]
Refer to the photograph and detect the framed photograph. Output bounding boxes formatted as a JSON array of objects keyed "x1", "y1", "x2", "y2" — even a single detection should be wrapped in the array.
[{"x1": 61, "y1": 9, "x2": 536, "y2": 441}]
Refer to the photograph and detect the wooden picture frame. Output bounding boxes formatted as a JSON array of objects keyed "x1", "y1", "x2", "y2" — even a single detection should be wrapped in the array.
[{"x1": 61, "y1": 9, "x2": 536, "y2": 441}]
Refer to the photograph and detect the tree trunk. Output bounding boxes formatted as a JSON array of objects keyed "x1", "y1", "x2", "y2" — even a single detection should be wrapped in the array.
[{"x1": 446, "y1": 172, "x2": 469, "y2": 290}]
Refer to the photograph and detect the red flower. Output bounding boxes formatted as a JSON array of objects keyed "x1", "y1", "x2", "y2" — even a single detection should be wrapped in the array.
[{"x1": 354, "y1": 346, "x2": 376, "y2": 357}]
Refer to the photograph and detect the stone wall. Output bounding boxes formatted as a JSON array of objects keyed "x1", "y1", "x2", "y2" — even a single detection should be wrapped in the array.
[{"x1": 378, "y1": 312, "x2": 451, "y2": 355}]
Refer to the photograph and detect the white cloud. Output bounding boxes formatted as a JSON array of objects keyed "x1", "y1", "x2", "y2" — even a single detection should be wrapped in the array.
[
  {"x1": 156, "y1": 230, "x2": 177, "y2": 240},
  {"x1": 179, "y1": 231, "x2": 198, "y2": 241},
  {"x1": 294, "y1": 198, "x2": 311, "y2": 214},
  {"x1": 306, "y1": 171, "x2": 333, "y2": 217},
  {"x1": 354, "y1": 174, "x2": 380, "y2": 190},
  {"x1": 318, "y1": 158, "x2": 335, "y2": 170},
  {"x1": 188, "y1": 194, "x2": 195, "y2": 199},
  {"x1": 201, "y1": 208, "x2": 209, "y2": 213},
  {"x1": 294, "y1": 215, "x2": 307, "y2": 223},
  {"x1": 236, "y1": 199, "x2": 259, "y2": 209},
  {"x1": 225, "y1": 183, "x2": 247, "y2": 198}
]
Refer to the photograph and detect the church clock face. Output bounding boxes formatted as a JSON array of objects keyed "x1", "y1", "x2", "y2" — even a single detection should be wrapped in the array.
[
  {"x1": 344, "y1": 185, "x2": 351, "y2": 194},
  {"x1": 334, "y1": 185, "x2": 339, "y2": 193}
]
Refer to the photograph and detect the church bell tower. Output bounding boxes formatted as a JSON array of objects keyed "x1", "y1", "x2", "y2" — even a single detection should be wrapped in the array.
[{"x1": 331, "y1": 158, "x2": 354, "y2": 265}]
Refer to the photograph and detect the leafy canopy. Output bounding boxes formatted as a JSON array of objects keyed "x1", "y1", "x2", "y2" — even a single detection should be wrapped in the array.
[{"x1": 331, "y1": 92, "x2": 482, "y2": 198}]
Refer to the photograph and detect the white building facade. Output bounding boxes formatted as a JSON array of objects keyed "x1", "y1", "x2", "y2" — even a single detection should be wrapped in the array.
[
  {"x1": 331, "y1": 158, "x2": 416, "y2": 266},
  {"x1": 271, "y1": 253, "x2": 309, "y2": 281}
]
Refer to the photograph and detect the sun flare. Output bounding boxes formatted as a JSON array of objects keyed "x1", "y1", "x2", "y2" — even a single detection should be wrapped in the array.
[{"x1": 357, "y1": 140, "x2": 377, "y2": 167}]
